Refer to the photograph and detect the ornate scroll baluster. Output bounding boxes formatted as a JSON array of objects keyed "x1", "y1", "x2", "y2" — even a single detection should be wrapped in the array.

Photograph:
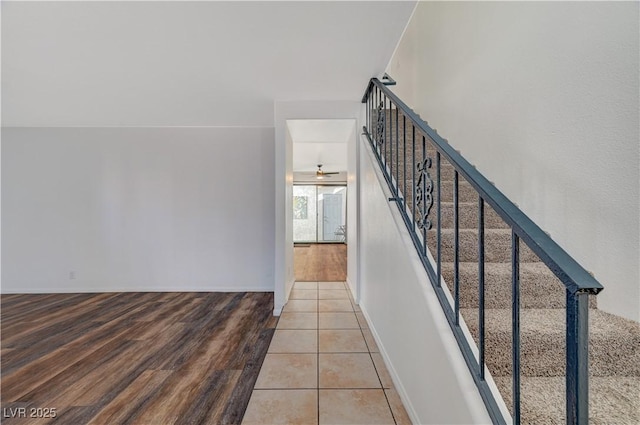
[{"x1": 416, "y1": 157, "x2": 434, "y2": 230}]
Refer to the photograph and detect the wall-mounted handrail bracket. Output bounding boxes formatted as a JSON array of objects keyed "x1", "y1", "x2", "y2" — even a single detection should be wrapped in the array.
[{"x1": 381, "y1": 73, "x2": 397, "y2": 86}]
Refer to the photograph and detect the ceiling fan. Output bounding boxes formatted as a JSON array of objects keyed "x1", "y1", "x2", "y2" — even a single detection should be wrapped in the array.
[{"x1": 314, "y1": 164, "x2": 339, "y2": 179}]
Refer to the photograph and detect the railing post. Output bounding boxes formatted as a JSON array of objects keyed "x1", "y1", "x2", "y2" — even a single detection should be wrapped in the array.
[{"x1": 566, "y1": 290, "x2": 590, "y2": 424}]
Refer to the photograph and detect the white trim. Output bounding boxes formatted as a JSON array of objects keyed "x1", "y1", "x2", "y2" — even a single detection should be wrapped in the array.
[
  {"x1": 360, "y1": 304, "x2": 421, "y2": 425},
  {"x1": 0, "y1": 125, "x2": 274, "y2": 129}
]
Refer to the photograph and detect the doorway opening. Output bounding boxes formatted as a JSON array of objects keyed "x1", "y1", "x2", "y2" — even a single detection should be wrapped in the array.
[{"x1": 289, "y1": 119, "x2": 353, "y2": 282}]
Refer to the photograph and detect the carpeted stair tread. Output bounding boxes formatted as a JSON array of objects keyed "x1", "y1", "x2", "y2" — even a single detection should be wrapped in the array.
[
  {"x1": 440, "y1": 262, "x2": 568, "y2": 309},
  {"x1": 460, "y1": 308, "x2": 640, "y2": 377},
  {"x1": 426, "y1": 228, "x2": 539, "y2": 263},
  {"x1": 436, "y1": 202, "x2": 509, "y2": 229},
  {"x1": 494, "y1": 376, "x2": 640, "y2": 425}
]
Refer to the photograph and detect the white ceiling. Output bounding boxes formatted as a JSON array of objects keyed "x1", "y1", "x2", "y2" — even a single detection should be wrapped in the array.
[
  {"x1": 289, "y1": 119, "x2": 354, "y2": 173},
  {"x1": 288, "y1": 119, "x2": 355, "y2": 143},
  {"x1": 1, "y1": 1, "x2": 416, "y2": 127}
]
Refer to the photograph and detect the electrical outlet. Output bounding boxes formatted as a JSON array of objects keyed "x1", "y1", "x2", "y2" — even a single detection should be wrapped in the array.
[{"x1": 69, "y1": 271, "x2": 76, "y2": 280}]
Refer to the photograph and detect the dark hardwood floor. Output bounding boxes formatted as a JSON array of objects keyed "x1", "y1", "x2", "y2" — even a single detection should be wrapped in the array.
[
  {"x1": 1, "y1": 292, "x2": 277, "y2": 424},
  {"x1": 294, "y1": 243, "x2": 347, "y2": 281}
]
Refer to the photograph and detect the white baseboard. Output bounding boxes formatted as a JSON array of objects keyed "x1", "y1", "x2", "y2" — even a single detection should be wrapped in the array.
[
  {"x1": 359, "y1": 305, "x2": 421, "y2": 425},
  {"x1": 346, "y1": 276, "x2": 357, "y2": 301},
  {"x1": 0, "y1": 285, "x2": 274, "y2": 294}
]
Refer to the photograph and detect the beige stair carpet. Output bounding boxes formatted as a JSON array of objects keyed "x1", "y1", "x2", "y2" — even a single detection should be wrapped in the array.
[{"x1": 374, "y1": 107, "x2": 640, "y2": 424}]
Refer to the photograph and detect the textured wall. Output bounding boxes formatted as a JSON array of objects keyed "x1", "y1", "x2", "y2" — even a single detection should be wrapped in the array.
[{"x1": 386, "y1": 1, "x2": 640, "y2": 321}]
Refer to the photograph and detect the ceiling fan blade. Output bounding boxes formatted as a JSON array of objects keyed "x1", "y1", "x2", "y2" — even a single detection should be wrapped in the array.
[{"x1": 323, "y1": 172, "x2": 340, "y2": 175}]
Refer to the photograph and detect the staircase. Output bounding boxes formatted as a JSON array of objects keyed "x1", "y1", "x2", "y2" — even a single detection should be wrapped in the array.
[
  {"x1": 430, "y1": 162, "x2": 640, "y2": 424},
  {"x1": 364, "y1": 78, "x2": 640, "y2": 424}
]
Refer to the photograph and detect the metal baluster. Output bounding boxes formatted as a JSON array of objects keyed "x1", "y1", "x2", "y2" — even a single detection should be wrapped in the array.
[
  {"x1": 421, "y1": 132, "x2": 426, "y2": 256},
  {"x1": 437, "y1": 152, "x2": 441, "y2": 288},
  {"x1": 403, "y1": 114, "x2": 406, "y2": 210},
  {"x1": 376, "y1": 87, "x2": 381, "y2": 158},
  {"x1": 386, "y1": 95, "x2": 392, "y2": 190},
  {"x1": 396, "y1": 116, "x2": 400, "y2": 198},
  {"x1": 454, "y1": 170, "x2": 460, "y2": 325},
  {"x1": 401, "y1": 109, "x2": 406, "y2": 211},
  {"x1": 566, "y1": 291, "x2": 589, "y2": 424},
  {"x1": 374, "y1": 87, "x2": 378, "y2": 148},
  {"x1": 512, "y1": 231, "x2": 521, "y2": 424},
  {"x1": 367, "y1": 88, "x2": 370, "y2": 137},
  {"x1": 479, "y1": 197, "x2": 486, "y2": 378},
  {"x1": 412, "y1": 130, "x2": 416, "y2": 231}
]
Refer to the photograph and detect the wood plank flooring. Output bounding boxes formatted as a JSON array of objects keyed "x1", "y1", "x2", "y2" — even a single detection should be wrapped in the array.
[
  {"x1": 1, "y1": 292, "x2": 277, "y2": 425},
  {"x1": 294, "y1": 243, "x2": 347, "y2": 282}
]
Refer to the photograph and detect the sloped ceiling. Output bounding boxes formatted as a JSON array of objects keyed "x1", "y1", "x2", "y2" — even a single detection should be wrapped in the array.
[{"x1": 1, "y1": 1, "x2": 416, "y2": 127}]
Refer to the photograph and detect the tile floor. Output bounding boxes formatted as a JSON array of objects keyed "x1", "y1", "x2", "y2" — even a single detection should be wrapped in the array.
[{"x1": 242, "y1": 281, "x2": 412, "y2": 425}]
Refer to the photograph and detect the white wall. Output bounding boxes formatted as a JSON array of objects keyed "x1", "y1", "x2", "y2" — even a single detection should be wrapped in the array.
[
  {"x1": 1, "y1": 127, "x2": 275, "y2": 293},
  {"x1": 386, "y1": 1, "x2": 640, "y2": 321},
  {"x1": 359, "y1": 137, "x2": 491, "y2": 424}
]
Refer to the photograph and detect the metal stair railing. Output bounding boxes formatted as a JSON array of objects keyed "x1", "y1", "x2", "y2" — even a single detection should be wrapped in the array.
[{"x1": 361, "y1": 77, "x2": 603, "y2": 425}]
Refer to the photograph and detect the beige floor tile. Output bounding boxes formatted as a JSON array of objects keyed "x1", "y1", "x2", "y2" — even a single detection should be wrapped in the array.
[
  {"x1": 319, "y1": 389, "x2": 395, "y2": 424},
  {"x1": 290, "y1": 289, "x2": 318, "y2": 300},
  {"x1": 385, "y1": 388, "x2": 412, "y2": 425},
  {"x1": 242, "y1": 389, "x2": 318, "y2": 425},
  {"x1": 319, "y1": 353, "x2": 381, "y2": 388},
  {"x1": 371, "y1": 353, "x2": 393, "y2": 388},
  {"x1": 284, "y1": 299, "x2": 318, "y2": 313},
  {"x1": 269, "y1": 330, "x2": 318, "y2": 353},
  {"x1": 319, "y1": 299, "x2": 353, "y2": 312},
  {"x1": 294, "y1": 281, "x2": 318, "y2": 290},
  {"x1": 319, "y1": 330, "x2": 368, "y2": 353},
  {"x1": 278, "y1": 312, "x2": 318, "y2": 329},
  {"x1": 362, "y1": 329, "x2": 380, "y2": 353},
  {"x1": 318, "y1": 289, "x2": 349, "y2": 299},
  {"x1": 318, "y1": 281, "x2": 345, "y2": 290},
  {"x1": 255, "y1": 354, "x2": 317, "y2": 389},
  {"x1": 355, "y1": 312, "x2": 369, "y2": 329},
  {"x1": 319, "y1": 312, "x2": 359, "y2": 329}
]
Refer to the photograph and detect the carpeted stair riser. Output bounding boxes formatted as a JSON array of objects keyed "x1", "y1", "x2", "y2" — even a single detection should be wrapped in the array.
[
  {"x1": 401, "y1": 200, "x2": 509, "y2": 230},
  {"x1": 396, "y1": 179, "x2": 480, "y2": 204},
  {"x1": 461, "y1": 308, "x2": 640, "y2": 378},
  {"x1": 426, "y1": 228, "x2": 539, "y2": 263},
  {"x1": 383, "y1": 152, "x2": 460, "y2": 183},
  {"x1": 440, "y1": 262, "x2": 569, "y2": 309}
]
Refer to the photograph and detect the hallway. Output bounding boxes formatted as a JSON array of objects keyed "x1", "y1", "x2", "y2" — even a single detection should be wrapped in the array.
[{"x1": 242, "y1": 281, "x2": 411, "y2": 424}]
